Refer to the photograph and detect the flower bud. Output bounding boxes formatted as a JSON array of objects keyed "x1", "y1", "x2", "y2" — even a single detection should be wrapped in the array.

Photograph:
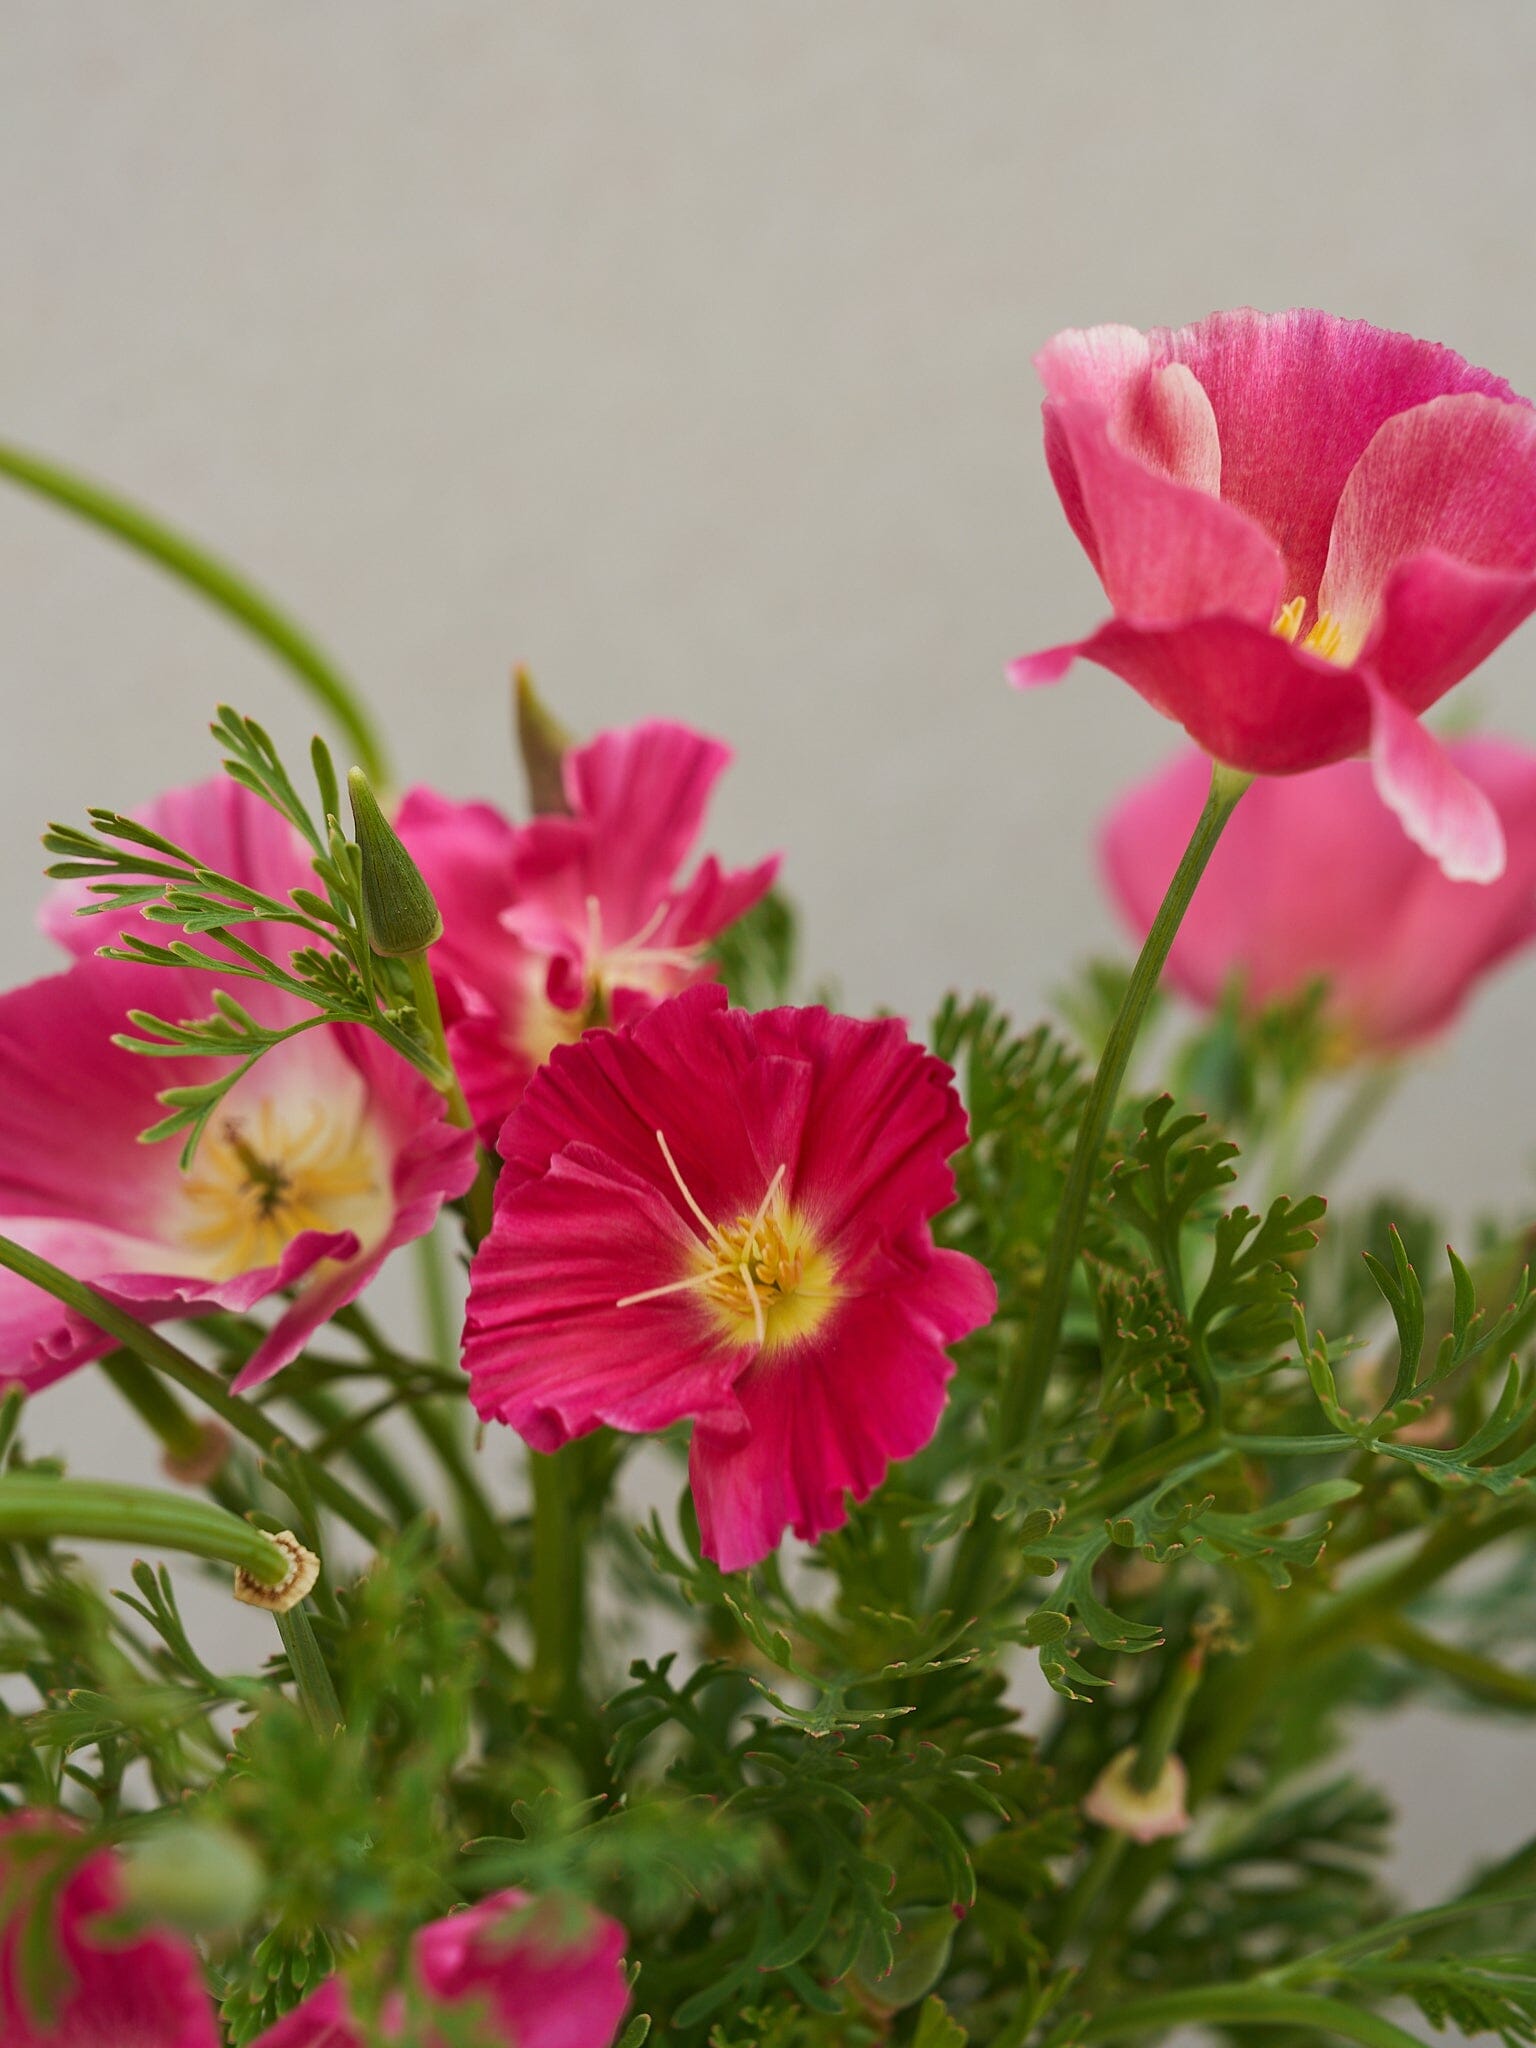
[
  {"x1": 851, "y1": 1904, "x2": 957, "y2": 2014},
  {"x1": 347, "y1": 767, "x2": 444, "y2": 956},
  {"x1": 514, "y1": 667, "x2": 575, "y2": 816},
  {"x1": 119, "y1": 1820, "x2": 265, "y2": 1935}
]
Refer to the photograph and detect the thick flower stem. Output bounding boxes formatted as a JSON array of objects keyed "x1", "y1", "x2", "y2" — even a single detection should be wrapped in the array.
[
  {"x1": 0, "y1": 1474, "x2": 292, "y2": 1588},
  {"x1": 0, "y1": 440, "x2": 391, "y2": 787},
  {"x1": 1064, "y1": 1985, "x2": 1427, "y2": 2048},
  {"x1": 404, "y1": 950, "x2": 473, "y2": 1132},
  {"x1": 529, "y1": 1448, "x2": 584, "y2": 1720},
  {"x1": 999, "y1": 759, "x2": 1250, "y2": 1452},
  {"x1": 0, "y1": 1232, "x2": 389, "y2": 1547},
  {"x1": 275, "y1": 1604, "x2": 344, "y2": 1736}
]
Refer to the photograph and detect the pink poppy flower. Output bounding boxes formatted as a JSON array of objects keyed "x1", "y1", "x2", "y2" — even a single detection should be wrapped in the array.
[
  {"x1": 1102, "y1": 737, "x2": 1536, "y2": 1056},
  {"x1": 6, "y1": 778, "x2": 476, "y2": 1393},
  {"x1": 462, "y1": 985, "x2": 996, "y2": 1571},
  {"x1": 1011, "y1": 309, "x2": 1536, "y2": 882},
  {"x1": 396, "y1": 721, "x2": 779, "y2": 1140},
  {"x1": 251, "y1": 1890, "x2": 630, "y2": 2048},
  {"x1": 0, "y1": 1814, "x2": 217, "y2": 2047}
]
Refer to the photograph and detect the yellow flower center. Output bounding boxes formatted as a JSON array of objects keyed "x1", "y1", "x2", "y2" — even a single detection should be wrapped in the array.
[
  {"x1": 617, "y1": 1132, "x2": 839, "y2": 1353},
  {"x1": 1272, "y1": 594, "x2": 1347, "y2": 664},
  {"x1": 176, "y1": 1096, "x2": 391, "y2": 1279}
]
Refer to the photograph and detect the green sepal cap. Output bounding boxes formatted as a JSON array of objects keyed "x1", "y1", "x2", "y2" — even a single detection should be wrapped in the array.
[
  {"x1": 514, "y1": 666, "x2": 575, "y2": 816},
  {"x1": 119, "y1": 1821, "x2": 265, "y2": 1935},
  {"x1": 347, "y1": 767, "x2": 443, "y2": 956}
]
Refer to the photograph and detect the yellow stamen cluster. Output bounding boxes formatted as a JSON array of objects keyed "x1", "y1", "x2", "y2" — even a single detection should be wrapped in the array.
[
  {"x1": 177, "y1": 1097, "x2": 389, "y2": 1279},
  {"x1": 1273, "y1": 594, "x2": 1346, "y2": 663},
  {"x1": 618, "y1": 1132, "x2": 839, "y2": 1353}
]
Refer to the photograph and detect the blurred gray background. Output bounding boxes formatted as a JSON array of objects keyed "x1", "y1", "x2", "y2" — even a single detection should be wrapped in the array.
[{"x1": 2, "y1": 2, "x2": 1532, "y2": 1902}]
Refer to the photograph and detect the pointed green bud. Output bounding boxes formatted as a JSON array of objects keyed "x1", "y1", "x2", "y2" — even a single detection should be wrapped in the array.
[
  {"x1": 347, "y1": 767, "x2": 443, "y2": 957},
  {"x1": 120, "y1": 1821, "x2": 265, "y2": 1935},
  {"x1": 514, "y1": 666, "x2": 575, "y2": 816}
]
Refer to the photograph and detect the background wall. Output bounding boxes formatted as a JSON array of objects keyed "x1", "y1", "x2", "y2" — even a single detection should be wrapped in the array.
[{"x1": 2, "y1": 1, "x2": 1533, "y2": 1903}]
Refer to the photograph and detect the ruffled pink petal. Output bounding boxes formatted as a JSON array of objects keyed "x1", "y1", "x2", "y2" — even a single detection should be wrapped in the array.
[
  {"x1": 1320, "y1": 392, "x2": 1536, "y2": 675},
  {"x1": 650, "y1": 851, "x2": 781, "y2": 955},
  {"x1": 43, "y1": 776, "x2": 314, "y2": 968},
  {"x1": 1014, "y1": 613, "x2": 1372, "y2": 774},
  {"x1": 1148, "y1": 308, "x2": 1528, "y2": 601},
  {"x1": 395, "y1": 788, "x2": 527, "y2": 1002},
  {"x1": 690, "y1": 1237, "x2": 996, "y2": 1571},
  {"x1": 1041, "y1": 393, "x2": 1283, "y2": 628},
  {"x1": 561, "y1": 722, "x2": 734, "y2": 934},
  {"x1": 0, "y1": 1819, "x2": 218, "y2": 2048},
  {"x1": 463, "y1": 1142, "x2": 750, "y2": 1446},
  {"x1": 1367, "y1": 683, "x2": 1506, "y2": 883}
]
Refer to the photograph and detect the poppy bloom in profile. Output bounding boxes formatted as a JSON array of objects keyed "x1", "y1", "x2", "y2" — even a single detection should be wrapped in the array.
[
  {"x1": 463, "y1": 985, "x2": 996, "y2": 1571},
  {"x1": 0, "y1": 1814, "x2": 217, "y2": 2048},
  {"x1": 252, "y1": 1890, "x2": 630, "y2": 2048},
  {"x1": 396, "y1": 721, "x2": 779, "y2": 1140},
  {"x1": 1011, "y1": 309, "x2": 1536, "y2": 882},
  {"x1": 1102, "y1": 737, "x2": 1536, "y2": 1057},
  {"x1": 2, "y1": 778, "x2": 475, "y2": 1392}
]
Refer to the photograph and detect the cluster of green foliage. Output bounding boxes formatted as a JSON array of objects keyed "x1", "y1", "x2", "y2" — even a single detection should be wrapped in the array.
[{"x1": 0, "y1": 661, "x2": 1529, "y2": 2048}]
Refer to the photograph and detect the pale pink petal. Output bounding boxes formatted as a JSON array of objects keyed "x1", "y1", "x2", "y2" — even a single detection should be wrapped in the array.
[
  {"x1": 1355, "y1": 550, "x2": 1536, "y2": 720},
  {"x1": 1153, "y1": 308, "x2": 1527, "y2": 601},
  {"x1": 1320, "y1": 393, "x2": 1536, "y2": 673},
  {"x1": 690, "y1": 1239, "x2": 995, "y2": 1571},
  {"x1": 463, "y1": 1144, "x2": 750, "y2": 1446},
  {"x1": 1368, "y1": 684, "x2": 1506, "y2": 883}
]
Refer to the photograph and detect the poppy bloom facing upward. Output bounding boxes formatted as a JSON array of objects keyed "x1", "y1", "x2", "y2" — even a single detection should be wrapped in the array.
[
  {"x1": 1102, "y1": 738, "x2": 1536, "y2": 1057},
  {"x1": 1011, "y1": 309, "x2": 1536, "y2": 882},
  {"x1": 397, "y1": 721, "x2": 779, "y2": 1141},
  {"x1": 463, "y1": 985, "x2": 996, "y2": 1571}
]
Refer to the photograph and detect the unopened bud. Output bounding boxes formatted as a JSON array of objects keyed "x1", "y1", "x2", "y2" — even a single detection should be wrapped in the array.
[
  {"x1": 233, "y1": 1529, "x2": 320, "y2": 1613},
  {"x1": 120, "y1": 1821, "x2": 265, "y2": 1935},
  {"x1": 160, "y1": 1418, "x2": 231, "y2": 1488},
  {"x1": 1082, "y1": 1747, "x2": 1190, "y2": 1845},
  {"x1": 347, "y1": 768, "x2": 444, "y2": 956},
  {"x1": 514, "y1": 667, "x2": 575, "y2": 816},
  {"x1": 851, "y1": 1904, "x2": 957, "y2": 2014}
]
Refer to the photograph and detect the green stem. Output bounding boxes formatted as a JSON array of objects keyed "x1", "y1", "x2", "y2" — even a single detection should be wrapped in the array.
[
  {"x1": 1068, "y1": 1985, "x2": 1427, "y2": 2048},
  {"x1": 279, "y1": 1385, "x2": 424, "y2": 1527},
  {"x1": 1001, "y1": 759, "x2": 1249, "y2": 1450},
  {"x1": 529, "y1": 1448, "x2": 584, "y2": 1715},
  {"x1": 405, "y1": 949, "x2": 472, "y2": 1129},
  {"x1": 0, "y1": 1474, "x2": 290, "y2": 1586},
  {"x1": 102, "y1": 1352, "x2": 247, "y2": 1514},
  {"x1": 1375, "y1": 1613, "x2": 1536, "y2": 1710},
  {"x1": 1298, "y1": 1061, "x2": 1403, "y2": 1191},
  {"x1": 0, "y1": 440, "x2": 390, "y2": 785},
  {"x1": 275, "y1": 1603, "x2": 344, "y2": 1735},
  {"x1": 414, "y1": 1226, "x2": 457, "y2": 1375},
  {"x1": 0, "y1": 1232, "x2": 388, "y2": 1546}
]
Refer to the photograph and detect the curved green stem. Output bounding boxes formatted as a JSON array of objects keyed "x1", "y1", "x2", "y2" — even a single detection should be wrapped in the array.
[
  {"x1": 1298, "y1": 1061, "x2": 1403, "y2": 1191},
  {"x1": 0, "y1": 439, "x2": 390, "y2": 786},
  {"x1": 1069, "y1": 1984, "x2": 1427, "y2": 2048},
  {"x1": 530, "y1": 1448, "x2": 584, "y2": 1716},
  {"x1": 0, "y1": 1232, "x2": 388, "y2": 1546},
  {"x1": 1000, "y1": 759, "x2": 1249, "y2": 1450},
  {"x1": 0, "y1": 1473, "x2": 290, "y2": 1587},
  {"x1": 275, "y1": 1604, "x2": 344, "y2": 1734}
]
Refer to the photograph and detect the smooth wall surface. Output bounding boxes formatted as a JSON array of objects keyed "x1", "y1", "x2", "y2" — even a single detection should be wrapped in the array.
[{"x1": 3, "y1": 3, "x2": 1534, "y2": 1898}]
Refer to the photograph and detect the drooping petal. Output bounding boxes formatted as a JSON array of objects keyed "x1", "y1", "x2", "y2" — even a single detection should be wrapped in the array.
[
  {"x1": 1320, "y1": 392, "x2": 1536, "y2": 672},
  {"x1": 463, "y1": 1143, "x2": 750, "y2": 1446},
  {"x1": 43, "y1": 776, "x2": 314, "y2": 967},
  {"x1": 689, "y1": 1238, "x2": 995, "y2": 1571},
  {"x1": 1152, "y1": 307, "x2": 1528, "y2": 602},
  {"x1": 1352, "y1": 550, "x2": 1536, "y2": 722},
  {"x1": 1367, "y1": 683, "x2": 1506, "y2": 883},
  {"x1": 0, "y1": 1819, "x2": 218, "y2": 2048},
  {"x1": 1014, "y1": 614, "x2": 1371, "y2": 774}
]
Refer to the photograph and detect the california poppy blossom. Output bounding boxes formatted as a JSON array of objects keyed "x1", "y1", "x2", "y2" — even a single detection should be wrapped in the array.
[
  {"x1": 0, "y1": 1814, "x2": 217, "y2": 2048},
  {"x1": 2, "y1": 778, "x2": 475, "y2": 1393},
  {"x1": 463, "y1": 985, "x2": 995, "y2": 1570},
  {"x1": 396, "y1": 721, "x2": 779, "y2": 1140},
  {"x1": 1102, "y1": 738, "x2": 1536, "y2": 1056},
  {"x1": 252, "y1": 1890, "x2": 630, "y2": 2048},
  {"x1": 1011, "y1": 310, "x2": 1536, "y2": 882}
]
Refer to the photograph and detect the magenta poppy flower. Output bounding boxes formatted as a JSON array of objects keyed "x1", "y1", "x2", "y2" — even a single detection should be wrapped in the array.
[
  {"x1": 1103, "y1": 737, "x2": 1536, "y2": 1056},
  {"x1": 5, "y1": 778, "x2": 476, "y2": 1393},
  {"x1": 251, "y1": 1890, "x2": 630, "y2": 2048},
  {"x1": 462, "y1": 985, "x2": 996, "y2": 1570},
  {"x1": 0, "y1": 1814, "x2": 217, "y2": 2047},
  {"x1": 396, "y1": 721, "x2": 779, "y2": 1140},
  {"x1": 1011, "y1": 309, "x2": 1536, "y2": 882}
]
